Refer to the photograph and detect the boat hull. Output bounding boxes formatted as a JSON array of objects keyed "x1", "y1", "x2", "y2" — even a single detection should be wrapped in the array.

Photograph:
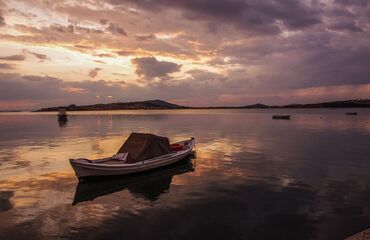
[
  {"x1": 70, "y1": 139, "x2": 195, "y2": 179},
  {"x1": 272, "y1": 115, "x2": 290, "y2": 119}
]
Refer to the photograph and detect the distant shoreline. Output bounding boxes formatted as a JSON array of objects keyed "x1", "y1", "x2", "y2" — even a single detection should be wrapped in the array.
[
  {"x1": 1, "y1": 107, "x2": 370, "y2": 113},
  {"x1": 1, "y1": 99, "x2": 369, "y2": 112},
  {"x1": 35, "y1": 99, "x2": 370, "y2": 112}
]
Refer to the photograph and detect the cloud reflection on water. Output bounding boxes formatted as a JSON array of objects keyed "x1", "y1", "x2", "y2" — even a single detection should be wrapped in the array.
[{"x1": 0, "y1": 109, "x2": 370, "y2": 239}]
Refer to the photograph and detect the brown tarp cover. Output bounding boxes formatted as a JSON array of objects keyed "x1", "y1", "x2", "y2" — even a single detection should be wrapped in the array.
[{"x1": 117, "y1": 133, "x2": 172, "y2": 163}]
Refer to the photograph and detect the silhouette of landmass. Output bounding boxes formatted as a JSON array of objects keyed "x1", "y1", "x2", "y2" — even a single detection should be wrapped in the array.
[
  {"x1": 35, "y1": 99, "x2": 370, "y2": 111},
  {"x1": 274, "y1": 99, "x2": 370, "y2": 108},
  {"x1": 36, "y1": 99, "x2": 186, "y2": 111}
]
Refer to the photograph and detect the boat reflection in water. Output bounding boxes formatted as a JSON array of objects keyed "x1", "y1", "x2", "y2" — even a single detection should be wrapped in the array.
[
  {"x1": 72, "y1": 156, "x2": 195, "y2": 205},
  {"x1": 58, "y1": 118, "x2": 68, "y2": 127}
]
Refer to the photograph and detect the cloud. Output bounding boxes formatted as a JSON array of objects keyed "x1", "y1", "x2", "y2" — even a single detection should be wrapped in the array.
[
  {"x1": 0, "y1": 15, "x2": 5, "y2": 26},
  {"x1": 334, "y1": 0, "x2": 369, "y2": 6},
  {"x1": 135, "y1": 34, "x2": 156, "y2": 41},
  {"x1": 131, "y1": 57, "x2": 182, "y2": 79},
  {"x1": 112, "y1": 0, "x2": 321, "y2": 34},
  {"x1": 116, "y1": 50, "x2": 134, "y2": 56},
  {"x1": 74, "y1": 44, "x2": 94, "y2": 50},
  {"x1": 0, "y1": 55, "x2": 26, "y2": 61},
  {"x1": 1, "y1": 0, "x2": 370, "y2": 108},
  {"x1": 186, "y1": 69, "x2": 226, "y2": 83},
  {"x1": 107, "y1": 23, "x2": 127, "y2": 36},
  {"x1": 49, "y1": 23, "x2": 75, "y2": 33},
  {"x1": 94, "y1": 53, "x2": 116, "y2": 58},
  {"x1": 88, "y1": 68, "x2": 102, "y2": 78},
  {"x1": 99, "y1": 19, "x2": 109, "y2": 25},
  {"x1": 22, "y1": 49, "x2": 50, "y2": 62},
  {"x1": 0, "y1": 73, "x2": 130, "y2": 109},
  {"x1": 93, "y1": 60, "x2": 106, "y2": 64},
  {"x1": 29, "y1": 52, "x2": 49, "y2": 61},
  {"x1": 0, "y1": 74, "x2": 63, "y2": 101},
  {"x1": 0, "y1": 63, "x2": 15, "y2": 69},
  {"x1": 328, "y1": 18, "x2": 362, "y2": 32}
]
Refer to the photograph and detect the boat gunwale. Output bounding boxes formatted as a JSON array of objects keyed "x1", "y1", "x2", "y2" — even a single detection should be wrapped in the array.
[{"x1": 70, "y1": 139, "x2": 195, "y2": 169}]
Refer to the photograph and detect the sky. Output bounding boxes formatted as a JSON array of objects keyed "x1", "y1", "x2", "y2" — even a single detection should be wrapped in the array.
[{"x1": 0, "y1": 0, "x2": 369, "y2": 110}]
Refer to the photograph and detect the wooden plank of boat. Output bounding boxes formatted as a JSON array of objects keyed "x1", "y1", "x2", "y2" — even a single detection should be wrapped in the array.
[
  {"x1": 69, "y1": 138, "x2": 195, "y2": 179},
  {"x1": 345, "y1": 227, "x2": 370, "y2": 240},
  {"x1": 345, "y1": 112, "x2": 358, "y2": 115},
  {"x1": 272, "y1": 115, "x2": 291, "y2": 119}
]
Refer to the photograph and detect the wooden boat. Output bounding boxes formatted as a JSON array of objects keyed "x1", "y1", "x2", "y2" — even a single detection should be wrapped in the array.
[
  {"x1": 345, "y1": 227, "x2": 370, "y2": 239},
  {"x1": 345, "y1": 112, "x2": 358, "y2": 115},
  {"x1": 72, "y1": 157, "x2": 195, "y2": 205},
  {"x1": 57, "y1": 108, "x2": 68, "y2": 121},
  {"x1": 272, "y1": 114, "x2": 291, "y2": 119},
  {"x1": 69, "y1": 133, "x2": 195, "y2": 179}
]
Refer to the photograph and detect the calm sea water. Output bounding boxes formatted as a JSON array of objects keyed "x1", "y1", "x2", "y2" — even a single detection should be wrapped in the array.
[{"x1": 0, "y1": 109, "x2": 370, "y2": 240}]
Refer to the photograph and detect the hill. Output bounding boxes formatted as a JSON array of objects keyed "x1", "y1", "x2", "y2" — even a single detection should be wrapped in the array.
[
  {"x1": 238, "y1": 99, "x2": 370, "y2": 109},
  {"x1": 240, "y1": 103, "x2": 269, "y2": 108},
  {"x1": 36, "y1": 100, "x2": 186, "y2": 111},
  {"x1": 280, "y1": 99, "x2": 370, "y2": 108}
]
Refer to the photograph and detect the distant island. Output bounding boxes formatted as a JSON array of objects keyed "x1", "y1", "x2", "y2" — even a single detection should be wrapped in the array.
[
  {"x1": 36, "y1": 99, "x2": 370, "y2": 111},
  {"x1": 241, "y1": 99, "x2": 370, "y2": 109},
  {"x1": 36, "y1": 100, "x2": 186, "y2": 111}
]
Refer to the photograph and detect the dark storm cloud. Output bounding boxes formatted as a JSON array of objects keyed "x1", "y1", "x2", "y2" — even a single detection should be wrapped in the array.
[
  {"x1": 0, "y1": 54, "x2": 26, "y2": 61},
  {"x1": 2, "y1": 0, "x2": 370, "y2": 107},
  {"x1": 237, "y1": 45, "x2": 370, "y2": 89},
  {"x1": 111, "y1": 0, "x2": 321, "y2": 34},
  {"x1": 335, "y1": 0, "x2": 369, "y2": 6},
  {"x1": 131, "y1": 57, "x2": 182, "y2": 79},
  {"x1": 328, "y1": 18, "x2": 362, "y2": 32},
  {"x1": 300, "y1": 46, "x2": 370, "y2": 87}
]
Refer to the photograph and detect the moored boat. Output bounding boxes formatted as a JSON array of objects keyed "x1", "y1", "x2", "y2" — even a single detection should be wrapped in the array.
[
  {"x1": 57, "y1": 108, "x2": 68, "y2": 121},
  {"x1": 72, "y1": 157, "x2": 195, "y2": 205},
  {"x1": 272, "y1": 114, "x2": 291, "y2": 120},
  {"x1": 69, "y1": 133, "x2": 195, "y2": 179}
]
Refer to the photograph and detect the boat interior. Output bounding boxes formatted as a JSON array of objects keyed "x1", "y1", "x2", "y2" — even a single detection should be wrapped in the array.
[{"x1": 71, "y1": 139, "x2": 194, "y2": 165}]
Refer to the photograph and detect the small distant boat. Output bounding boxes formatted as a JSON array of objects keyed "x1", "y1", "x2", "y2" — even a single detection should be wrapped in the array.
[
  {"x1": 58, "y1": 108, "x2": 68, "y2": 121},
  {"x1": 69, "y1": 133, "x2": 195, "y2": 179},
  {"x1": 345, "y1": 112, "x2": 358, "y2": 115},
  {"x1": 272, "y1": 115, "x2": 291, "y2": 120}
]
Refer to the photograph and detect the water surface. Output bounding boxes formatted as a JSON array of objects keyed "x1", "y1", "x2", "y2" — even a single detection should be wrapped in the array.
[{"x1": 0, "y1": 109, "x2": 370, "y2": 240}]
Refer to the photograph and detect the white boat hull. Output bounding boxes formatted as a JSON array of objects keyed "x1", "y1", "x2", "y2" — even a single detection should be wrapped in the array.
[{"x1": 70, "y1": 139, "x2": 195, "y2": 178}]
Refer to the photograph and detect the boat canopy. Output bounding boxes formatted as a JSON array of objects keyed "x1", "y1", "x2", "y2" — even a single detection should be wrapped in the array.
[
  {"x1": 58, "y1": 108, "x2": 67, "y2": 115},
  {"x1": 117, "y1": 133, "x2": 172, "y2": 163}
]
